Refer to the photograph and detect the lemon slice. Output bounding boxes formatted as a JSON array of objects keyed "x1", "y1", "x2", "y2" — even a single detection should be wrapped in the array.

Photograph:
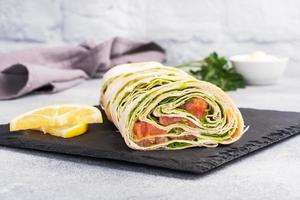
[
  {"x1": 39, "y1": 124, "x2": 88, "y2": 138},
  {"x1": 9, "y1": 104, "x2": 102, "y2": 132}
]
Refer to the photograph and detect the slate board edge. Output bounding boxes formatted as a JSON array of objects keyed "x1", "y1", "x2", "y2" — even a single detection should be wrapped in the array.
[
  {"x1": 0, "y1": 123, "x2": 300, "y2": 174},
  {"x1": 194, "y1": 123, "x2": 300, "y2": 173}
]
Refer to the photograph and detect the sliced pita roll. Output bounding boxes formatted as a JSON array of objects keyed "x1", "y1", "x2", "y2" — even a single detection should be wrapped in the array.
[{"x1": 100, "y1": 62, "x2": 245, "y2": 150}]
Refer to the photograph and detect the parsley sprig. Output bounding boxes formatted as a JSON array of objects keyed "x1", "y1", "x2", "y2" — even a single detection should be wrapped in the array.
[{"x1": 176, "y1": 52, "x2": 245, "y2": 91}]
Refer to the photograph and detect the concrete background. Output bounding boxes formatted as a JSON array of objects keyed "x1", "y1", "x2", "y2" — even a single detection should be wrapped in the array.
[{"x1": 0, "y1": 0, "x2": 300, "y2": 76}]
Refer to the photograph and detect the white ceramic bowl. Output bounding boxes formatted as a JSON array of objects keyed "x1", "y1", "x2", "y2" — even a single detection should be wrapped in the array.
[{"x1": 230, "y1": 54, "x2": 288, "y2": 85}]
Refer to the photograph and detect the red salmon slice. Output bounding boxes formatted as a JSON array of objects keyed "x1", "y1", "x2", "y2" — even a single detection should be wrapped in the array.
[
  {"x1": 159, "y1": 116, "x2": 183, "y2": 126},
  {"x1": 181, "y1": 98, "x2": 207, "y2": 118},
  {"x1": 133, "y1": 121, "x2": 166, "y2": 139}
]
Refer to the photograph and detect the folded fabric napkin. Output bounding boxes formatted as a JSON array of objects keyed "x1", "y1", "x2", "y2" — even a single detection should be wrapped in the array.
[{"x1": 0, "y1": 37, "x2": 166, "y2": 100}]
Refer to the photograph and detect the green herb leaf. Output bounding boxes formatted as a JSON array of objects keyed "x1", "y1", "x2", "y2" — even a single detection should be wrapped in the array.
[
  {"x1": 176, "y1": 52, "x2": 245, "y2": 91},
  {"x1": 167, "y1": 142, "x2": 190, "y2": 149}
]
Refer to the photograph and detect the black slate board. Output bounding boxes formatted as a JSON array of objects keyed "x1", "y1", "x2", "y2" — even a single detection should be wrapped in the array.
[{"x1": 0, "y1": 108, "x2": 300, "y2": 174}]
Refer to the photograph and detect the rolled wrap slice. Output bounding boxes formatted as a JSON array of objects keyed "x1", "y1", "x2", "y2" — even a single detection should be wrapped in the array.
[{"x1": 100, "y1": 62, "x2": 245, "y2": 150}]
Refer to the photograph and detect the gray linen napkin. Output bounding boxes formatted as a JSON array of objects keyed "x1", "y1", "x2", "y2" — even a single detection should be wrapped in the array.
[{"x1": 0, "y1": 37, "x2": 166, "y2": 100}]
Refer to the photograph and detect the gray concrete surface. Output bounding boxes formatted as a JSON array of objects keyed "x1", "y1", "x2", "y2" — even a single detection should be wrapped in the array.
[{"x1": 0, "y1": 78, "x2": 300, "y2": 200}]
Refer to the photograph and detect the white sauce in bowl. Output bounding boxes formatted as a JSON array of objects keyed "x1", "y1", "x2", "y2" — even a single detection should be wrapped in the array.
[
  {"x1": 229, "y1": 51, "x2": 288, "y2": 85},
  {"x1": 231, "y1": 51, "x2": 286, "y2": 62}
]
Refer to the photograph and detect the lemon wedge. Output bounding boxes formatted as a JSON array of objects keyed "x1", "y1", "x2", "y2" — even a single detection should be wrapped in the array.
[
  {"x1": 9, "y1": 104, "x2": 102, "y2": 138},
  {"x1": 40, "y1": 124, "x2": 88, "y2": 138}
]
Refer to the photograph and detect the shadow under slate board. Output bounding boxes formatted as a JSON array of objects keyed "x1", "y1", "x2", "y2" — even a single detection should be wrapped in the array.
[{"x1": 0, "y1": 108, "x2": 300, "y2": 174}]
